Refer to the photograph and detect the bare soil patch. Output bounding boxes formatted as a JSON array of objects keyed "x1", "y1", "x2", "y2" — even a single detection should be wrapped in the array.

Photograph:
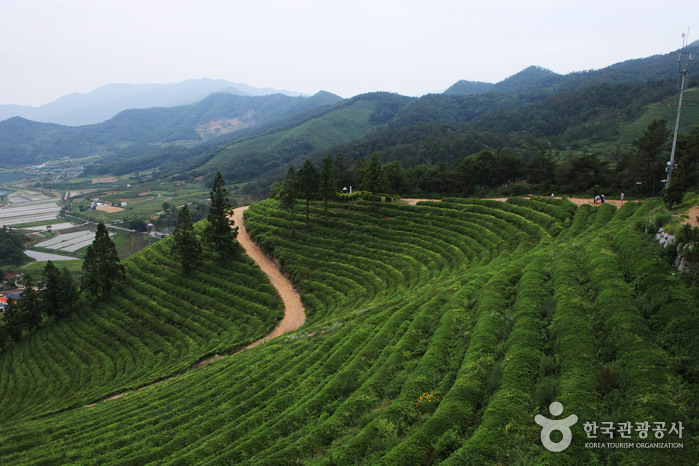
[
  {"x1": 96, "y1": 205, "x2": 124, "y2": 213},
  {"x1": 91, "y1": 177, "x2": 117, "y2": 183},
  {"x1": 680, "y1": 205, "x2": 699, "y2": 227}
]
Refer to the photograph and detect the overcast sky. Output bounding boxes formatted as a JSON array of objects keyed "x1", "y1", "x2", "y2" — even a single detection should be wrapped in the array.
[{"x1": 1, "y1": 0, "x2": 696, "y2": 106}]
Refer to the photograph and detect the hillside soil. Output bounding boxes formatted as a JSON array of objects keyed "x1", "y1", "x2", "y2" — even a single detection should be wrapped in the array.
[{"x1": 681, "y1": 205, "x2": 699, "y2": 227}]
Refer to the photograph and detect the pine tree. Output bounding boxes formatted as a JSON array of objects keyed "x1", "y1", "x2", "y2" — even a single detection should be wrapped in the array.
[
  {"x1": 41, "y1": 260, "x2": 62, "y2": 317},
  {"x1": 204, "y1": 171, "x2": 238, "y2": 262},
  {"x1": 0, "y1": 321, "x2": 8, "y2": 351},
  {"x1": 19, "y1": 275, "x2": 41, "y2": 331},
  {"x1": 334, "y1": 154, "x2": 352, "y2": 191},
  {"x1": 665, "y1": 127, "x2": 699, "y2": 207},
  {"x1": 2, "y1": 299, "x2": 22, "y2": 342},
  {"x1": 173, "y1": 204, "x2": 202, "y2": 272},
  {"x1": 58, "y1": 267, "x2": 79, "y2": 317},
  {"x1": 280, "y1": 166, "x2": 298, "y2": 232},
  {"x1": 40, "y1": 263, "x2": 79, "y2": 318},
  {"x1": 362, "y1": 153, "x2": 390, "y2": 209},
  {"x1": 319, "y1": 156, "x2": 337, "y2": 223},
  {"x1": 632, "y1": 118, "x2": 671, "y2": 196},
  {"x1": 81, "y1": 223, "x2": 125, "y2": 298},
  {"x1": 297, "y1": 160, "x2": 319, "y2": 227}
]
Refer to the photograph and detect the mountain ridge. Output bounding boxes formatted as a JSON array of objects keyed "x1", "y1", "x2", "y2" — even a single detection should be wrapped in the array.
[
  {"x1": 0, "y1": 91, "x2": 342, "y2": 167},
  {"x1": 0, "y1": 78, "x2": 309, "y2": 126}
]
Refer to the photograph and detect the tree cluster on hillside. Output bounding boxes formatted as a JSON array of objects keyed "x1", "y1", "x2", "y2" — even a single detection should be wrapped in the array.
[
  {"x1": 0, "y1": 227, "x2": 29, "y2": 268},
  {"x1": 81, "y1": 223, "x2": 125, "y2": 299},
  {"x1": 1, "y1": 223, "x2": 123, "y2": 348},
  {"x1": 275, "y1": 154, "x2": 396, "y2": 230},
  {"x1": 1, "y1": 172, "x2": 238, "y2": 349},
  {"x1": 152, "y1": 200, "x2": 210, "y2": 230},
  {"x1": 0, "y1": 262, "x2": 79, "y2": 348},
  {"x1": 170, "y1": 171, "x2": 239, "y2": 269},
  {"x1": 289, "y1": 121, "x2": 698, "y2": 202}
]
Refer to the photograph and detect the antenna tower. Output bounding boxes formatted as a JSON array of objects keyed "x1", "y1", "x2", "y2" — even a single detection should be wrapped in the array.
[{"x1": 666, "y1": 28, "x2": 694, "y2": 189}]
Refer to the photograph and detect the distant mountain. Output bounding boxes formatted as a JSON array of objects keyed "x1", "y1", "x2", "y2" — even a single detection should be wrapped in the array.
[
  {"x1": 84, "y1": 92, "x2": 414, "y2": 183},
  {"x1": 492, "y1": 66, "x2": 562, "y2": 93},
  {"x1": 4, "y1": 42, "x2": 699, "y2": 188},
  {"x1": 0, "y1": 78, "x2": 308, "y2": 126},
  {"x1": 443, "y1": 80, "x2": 495, "y2": 95},
  {"x1": 444, "y1": 42, "x2": 699, "y2": 97},
  {"x1": 219, "y1": 83, "x2": 306, "y2": 97},
  {"x1": 0, "y1": 91, "x2": 342, "y2": 167}
]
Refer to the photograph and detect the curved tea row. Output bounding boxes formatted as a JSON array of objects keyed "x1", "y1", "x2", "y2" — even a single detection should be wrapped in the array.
[{"x1": 0, "y1": 197, "x2": 692, "y2": 465}]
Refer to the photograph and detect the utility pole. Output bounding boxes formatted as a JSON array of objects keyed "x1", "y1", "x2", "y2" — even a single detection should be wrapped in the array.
[{"x1": 666, "y1": 30, "x2": 694, "y2": 189}]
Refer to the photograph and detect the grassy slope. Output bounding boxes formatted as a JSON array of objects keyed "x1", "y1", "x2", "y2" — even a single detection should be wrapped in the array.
[{"x1": 0, "y1": 198, "x2": 695, "y2": 464}]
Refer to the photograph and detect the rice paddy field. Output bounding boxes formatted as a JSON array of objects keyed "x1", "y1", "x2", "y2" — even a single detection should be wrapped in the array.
[{"x1": 0, "y1": 197, "x2": 695, "y2": 464}]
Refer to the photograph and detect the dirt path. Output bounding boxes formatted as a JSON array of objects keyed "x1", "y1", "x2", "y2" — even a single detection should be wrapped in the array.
[
  {"x1": 230, "y1": 205, "x2": 305, "y2": 348},
  {"x1": 401, "y1": 198, "x2": 441, "y2": 205},
  {"x1": 83, "y1": 206, "x2": 305, "y2": 407}
]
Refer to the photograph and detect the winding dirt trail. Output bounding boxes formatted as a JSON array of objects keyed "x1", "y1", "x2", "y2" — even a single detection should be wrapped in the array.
[
  {"x1": 83, "y1": 206, "x2": 305, "y2": 407},
  {"x1": 231, "y1": 205, "x2": 306, "y2": 347}
]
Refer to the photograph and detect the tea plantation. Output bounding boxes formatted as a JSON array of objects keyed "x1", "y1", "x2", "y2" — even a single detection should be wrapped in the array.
[{"x1": 0, "y1": 197, "x2": 695, "y2": 464}]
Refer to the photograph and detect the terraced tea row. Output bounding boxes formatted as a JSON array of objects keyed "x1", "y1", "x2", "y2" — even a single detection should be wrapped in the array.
[
  {"x1": 0, "y1": 197, "x2": 693, "y2": 465},
  {"x1": 0, "y1": 237, "x2": 283, "y2": 422}
]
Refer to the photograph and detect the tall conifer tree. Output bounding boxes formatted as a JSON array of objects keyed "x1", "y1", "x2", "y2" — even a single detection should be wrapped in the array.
[
  {"x1": 204, "y1": 171, "x2": 238, "y2": 261},
  {"x1": 319, "y1": 156, "x2": 337, "y2": 222},
  {"x1": 81, "y1": 223, "x2": 124, "y2": 298},
  {"x1": 297, "y1": 160, "x2": 318, "y2": 227},
  {"x1": 173, "y1": 204, "x2": 202, "y2": 272},
  {"x1": 280, "y1": 166, "x2": 298, "y2": 232}
]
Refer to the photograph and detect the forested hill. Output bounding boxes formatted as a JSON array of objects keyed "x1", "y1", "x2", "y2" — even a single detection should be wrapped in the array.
[
  {"x1": 0, "y1": 91, "x2": 342, "y2": 168},
  {"x1": 444, "y1": 40, "x2": 699, "y2": 96}
]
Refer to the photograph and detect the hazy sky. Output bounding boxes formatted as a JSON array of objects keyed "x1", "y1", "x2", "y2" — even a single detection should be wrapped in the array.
[{"x1": 1, "y1": 0, "x2": 696, "y2": 106}]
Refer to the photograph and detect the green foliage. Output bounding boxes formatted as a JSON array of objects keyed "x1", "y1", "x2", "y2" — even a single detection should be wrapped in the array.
[
  {"x1": 319, "y1": 155, "x2": 336, "y2": 222},
  {"x1": 172, "y1": 204, "x2": 202, "y2": 273},
  {"x1": 297, "y1": 160, "x2": 319, "y2": 227},
  {"x1": 81, "y1": 223, "x2": 125, "y2": 298},
  {"x1": 18, "y1": 276, "x2": 41, "y2": 332},
  {"x1": 665, "y1": 127, "x2": 699, "y2": 207},
  {"x1": 279, "y1": 166, "x2": 298, "y2": 231},
  {"x1": 631, "y1": 118, "x2": 671, "y2": 196},
  {"x1": 204, "y1": 171, "x2": 238, "y2": 261},
  {"x1": 40, "y1": 260, "x2": 78, "y2": 318},
  {"x1": 2, "y1": 299, "x2": 22, "y2": 341},
  {"x1": 124, "y1": 216, "x2": 148, "y2": 232},
  {"x1": 0, "y1": 227, "x2": 28, "y2": 267},
  {"x1": 362, "y1": 154, "x2": 390, "y2": 209}
]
